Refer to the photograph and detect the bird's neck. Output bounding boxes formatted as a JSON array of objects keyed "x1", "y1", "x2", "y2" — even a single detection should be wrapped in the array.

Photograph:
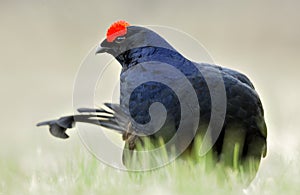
[{"x1": 116, "y1": 46, "x2": 188, "y2": 70}]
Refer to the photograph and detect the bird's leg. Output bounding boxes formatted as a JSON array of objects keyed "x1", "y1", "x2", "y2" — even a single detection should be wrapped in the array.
[
  {"x1": 122, "y1": 122, "x2": 140, "y2": 150},
  {"x1": 127, "y1": 134, "x2": 138, "y2": 150},
  {"x1": 122, "y1": 123, "x2": 131, "y2": 141}
]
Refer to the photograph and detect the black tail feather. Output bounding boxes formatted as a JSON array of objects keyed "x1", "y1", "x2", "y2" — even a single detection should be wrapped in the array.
[{"x1": 37, "y1": 104, "x2": 130, "y2": 139}]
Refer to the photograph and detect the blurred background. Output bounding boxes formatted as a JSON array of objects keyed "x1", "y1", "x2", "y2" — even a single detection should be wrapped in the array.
[{"x1": 1, "y1": 0, "x2": 299, "y2": 192}]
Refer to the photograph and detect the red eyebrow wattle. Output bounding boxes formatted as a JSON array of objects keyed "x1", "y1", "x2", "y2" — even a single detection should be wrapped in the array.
[{"x1": 106, "y1": 20, "x2": 130, "y2": 42}]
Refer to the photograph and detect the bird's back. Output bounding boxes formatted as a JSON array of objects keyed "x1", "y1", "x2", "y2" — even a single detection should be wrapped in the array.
[{"x1": 119, "y1": 46, "x2": 267, "y2": 167}]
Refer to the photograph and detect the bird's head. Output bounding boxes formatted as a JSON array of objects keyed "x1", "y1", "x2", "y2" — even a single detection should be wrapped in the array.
[{"x1": 95, "y1": 20, "x2": 174, "y2": 58}]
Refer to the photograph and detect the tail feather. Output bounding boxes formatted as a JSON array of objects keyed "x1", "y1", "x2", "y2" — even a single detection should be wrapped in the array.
[{"x1": 37, "y1": 104, "x2": 129, "y2": 139}]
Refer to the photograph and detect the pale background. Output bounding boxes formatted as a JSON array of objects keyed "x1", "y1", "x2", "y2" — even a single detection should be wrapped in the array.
[{"x1": 1, "y1": 0, "x2": 299, "y2": 183}]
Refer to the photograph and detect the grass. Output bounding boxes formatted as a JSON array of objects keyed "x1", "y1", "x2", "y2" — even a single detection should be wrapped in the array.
[{"x1": 0, "y1": 136, "x2": 299, "y2": 195}]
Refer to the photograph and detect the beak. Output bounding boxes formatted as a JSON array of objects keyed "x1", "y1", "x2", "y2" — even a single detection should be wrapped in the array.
[{"x1": 95, "y1": 45, "x2": 110, "y2": 55}]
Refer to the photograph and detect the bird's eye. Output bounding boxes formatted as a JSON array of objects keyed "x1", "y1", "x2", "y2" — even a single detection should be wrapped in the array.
[{"x1": 115, "y1": 36, "x2": 126, "y2": 43}]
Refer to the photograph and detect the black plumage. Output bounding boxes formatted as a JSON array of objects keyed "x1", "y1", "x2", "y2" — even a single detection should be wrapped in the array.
[{"x1": 37, "y1": 23, "x2": 267, "y2": 175}]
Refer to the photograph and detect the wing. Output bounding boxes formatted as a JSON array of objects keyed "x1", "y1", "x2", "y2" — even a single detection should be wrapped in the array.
[
  {"x1": 194, "y1": 62, "x2": 267, "y2": 158},
  {"x1": 198, "y1": 62, "x2": 255, "y2": 89},
  {"x1": 220, "y1": 67, "x2": 255, "y2": 89},
  {"x1": 222, "y1": 69, "x2": 267, "y2": 158}
]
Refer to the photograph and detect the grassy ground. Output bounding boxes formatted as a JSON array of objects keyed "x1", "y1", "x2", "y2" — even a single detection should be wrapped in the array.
[
  {"x1": 1, "y1": 135, "x2": 299, "y2": 195},
  {"x1": 1, "y1": 1, "x2": 300, "y2": 195}
]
